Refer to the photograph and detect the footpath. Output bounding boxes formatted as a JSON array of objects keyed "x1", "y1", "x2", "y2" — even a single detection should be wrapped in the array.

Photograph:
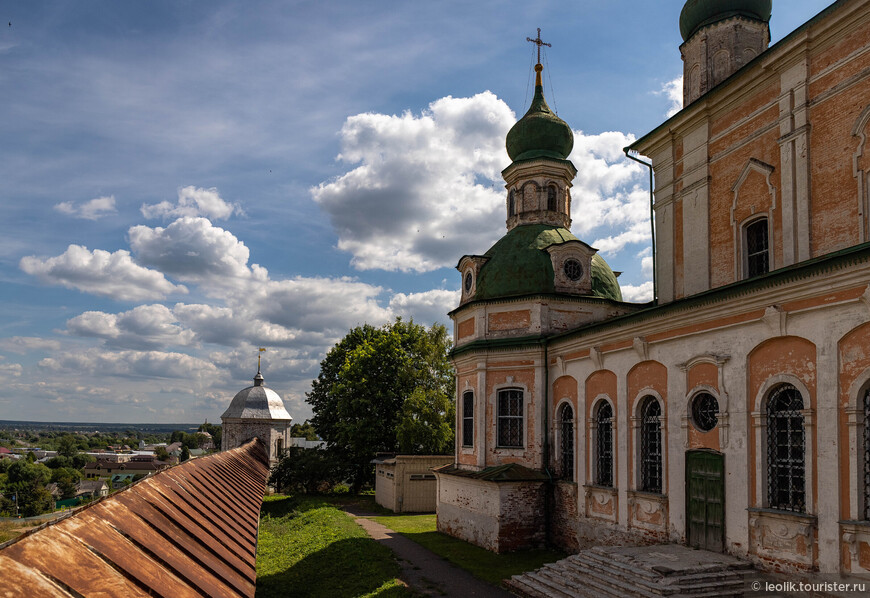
[{"x1": 344, "y1": 507, "x2": 512, "y2": 598}]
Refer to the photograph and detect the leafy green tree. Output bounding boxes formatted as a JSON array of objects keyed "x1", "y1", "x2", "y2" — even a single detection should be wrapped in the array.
[
  {"x1": 397, "y1": 387, "x2": 455, "y2": 454},
  {"x1": 155, "y1": 447, "x2": 170, "y2": 461},
  {"x1": 50, "y1": 467, "x2": 82, "y2": 499},
  {"x1": 180, "y1": 445, "x2": 190, "y2": 462},
  {"x1": 307, "y1": 318, "x2": 454, "y2": 492},
  {"x1": 198, "y1": 422, "x2": 222, "y2": 448},
  {"x1": 290, "y1": 421, "x2": 319, "y2": 441},
  {"x1": 57, "y1": 434, "x2": 79, "y2": 458},
  {"x1": 170, "y1": 430, "x2": 185, "y2": 444},
  {"x1": 6, "y1": 461, "x2": 54, "y2": 516},
  {"x1": 269, "y1": 447, "x2": 341, "y2": 494}
]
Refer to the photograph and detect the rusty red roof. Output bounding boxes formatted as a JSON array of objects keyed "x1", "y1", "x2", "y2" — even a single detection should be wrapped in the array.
[{"x1": 0, "y1": 438, "x2": 269, "y2": 598}]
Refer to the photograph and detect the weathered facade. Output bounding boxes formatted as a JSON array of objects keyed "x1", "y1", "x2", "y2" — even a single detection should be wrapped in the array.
[{"x1": 436, "y1": 0, "x2": 870, "y2": 580}]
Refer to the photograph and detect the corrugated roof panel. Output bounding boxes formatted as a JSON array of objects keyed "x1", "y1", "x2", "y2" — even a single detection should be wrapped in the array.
[{"x1": 0, "y1": 438, "x2": 269, "y2": 598}]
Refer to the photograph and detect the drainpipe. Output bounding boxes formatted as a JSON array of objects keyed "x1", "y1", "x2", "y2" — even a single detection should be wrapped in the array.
[
  {"x1": 623, "y1": 148, "x2": 657, "y2": 304},
  {"x1": 542, "y1": 339, "x2": 553, "y2": 547}
]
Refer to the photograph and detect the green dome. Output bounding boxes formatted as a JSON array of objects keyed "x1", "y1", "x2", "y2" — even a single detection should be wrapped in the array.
[
  {"x1": 474, "y1": 224, "x2": 623, "y2": 302},
  {"x1": 679, "y1": 0, "x2": 771, "y2": 41},
  {"x1": 506, "y1": 66, "x2": 574, "y2": 162}
]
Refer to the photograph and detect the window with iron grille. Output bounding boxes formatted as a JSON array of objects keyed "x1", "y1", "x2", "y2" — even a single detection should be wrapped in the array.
[
  {"x1": 595, "y1": 401, "x2": 614, "y2": 487},
  {"x1": 745, "y1": 218, "x2": 769, "y2": 278},
  {"x1": 766, "y1": 384, "x2": 806, "y2": 512},
  {"x1": 462, "y1": 391, "x2": 474, "y2": 447},
  {"x1": 863, "y1": 387, "x2": 870, "y2": 520},
  {"x1": 640, "y1": 397, "x2": 663, "y2": 493},
  {"x1": 691, "y1": 392, "x2": 719, "y2": 432},
  {"x1": 547, "y1": 186, "x2": 557, "y2": 211},
  {"x1": 559, "y1": 403, "x2": 574, "y2": 481},
  {"x1": 497, "y1": 389, "x2": 523, "y2": 448}
]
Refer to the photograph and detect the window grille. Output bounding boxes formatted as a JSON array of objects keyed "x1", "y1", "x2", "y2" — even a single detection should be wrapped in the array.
[
  {"x1": 559, "y1": 403, "x2": 574, "y2": 481},
  {"x1": 691, "y1": 392, "x2": 719, "y2": 432},
  {"x1": 596, "y1": 402, "x2": 614, "y2": 487},
  {"x1": 766, "y1": 384, "x2": 805, "y2": 512},
  {"x1": 497, "y1": 389, "x2": 523, "y2": 447},
  {"x1": 640, "y1": 397, "x2": 663, "y2": 493},
  {"x1": 462, "y1": 391, "x2": 474, "y2": 447},
  {"x1": 547, "y1": 186, "x2": 557, "y2": 211},
  {"x1": 863, "y1": 387, "x2": 870, "y2": 520},
  {"x1": 746, "y1": 218, "x2": 769, "y2": 277}
]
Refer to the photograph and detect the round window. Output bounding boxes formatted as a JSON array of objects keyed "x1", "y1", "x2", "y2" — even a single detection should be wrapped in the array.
[
  {"x1": 691, "y1": 392, "x2": 719, "y2": 432},
  {"x1": 464, "y1": 271, "x2": 473, "y2": 293},
  {"x1": 563, "y1": 259, "x2": 584, "y2": 281}
]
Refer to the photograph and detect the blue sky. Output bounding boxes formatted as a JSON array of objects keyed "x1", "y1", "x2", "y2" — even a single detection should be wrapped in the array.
[{"x1": 0, "y1": 1, "x2": 832, "y2": 423}]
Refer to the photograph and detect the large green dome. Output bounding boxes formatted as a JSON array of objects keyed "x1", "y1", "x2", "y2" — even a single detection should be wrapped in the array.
[
  {"x1": 505, "y1": 65, "x2": 574, "y2": 162},
  {"x1": 474, "y1": 224, "x2": 622, "y2": 302},
  {"x1": 679, "y1": 0, "x2": 771, "y2": 42}
]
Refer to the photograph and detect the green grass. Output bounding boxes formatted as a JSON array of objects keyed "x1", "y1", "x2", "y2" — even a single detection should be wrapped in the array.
[
  {"x1": 371, "y1": 513, "x2": 565, "y2": 586},
  {"x1": 255, "y1": 495, "x2": 414, "y2": 598},
  {"x1": 0, "y1": 521, "x2": 23, "y2": 544}
]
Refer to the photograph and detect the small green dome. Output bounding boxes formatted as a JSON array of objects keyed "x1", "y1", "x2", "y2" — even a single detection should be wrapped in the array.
[
  {"x1": 474, "y1": 224, "x2": 622, "y2": 302},
  {"x1": 506, "y1": 66, "x2": 574, "y2": 162},
  {"x1": 679, "y1": 0, "x2": 772, "y2": 42}
]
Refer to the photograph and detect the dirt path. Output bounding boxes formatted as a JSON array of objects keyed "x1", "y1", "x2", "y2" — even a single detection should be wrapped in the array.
[{"x1": 344, "y1": 508, "x2": 513, "y2": 598}]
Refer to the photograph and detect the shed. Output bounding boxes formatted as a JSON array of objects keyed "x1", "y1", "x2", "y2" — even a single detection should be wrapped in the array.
[{"x1": 373, "y1": 455, "x2": 453, "y2": 513}]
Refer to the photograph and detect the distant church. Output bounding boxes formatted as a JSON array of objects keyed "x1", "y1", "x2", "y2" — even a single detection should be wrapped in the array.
[
  {"x1": 221, "y1": 365, "x2": 292, "y2": 466},
  {"x1": 436, "y1": 0, "x2": 870, "y2": 579}
]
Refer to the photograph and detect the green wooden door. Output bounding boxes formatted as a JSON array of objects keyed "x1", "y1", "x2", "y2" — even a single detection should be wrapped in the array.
[{"x1": 686, "y1": 450, "x2": 725, "y2": 552}]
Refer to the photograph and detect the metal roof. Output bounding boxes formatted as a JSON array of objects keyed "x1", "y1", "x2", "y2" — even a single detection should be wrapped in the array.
[
  {"x1": 221, "y1": 373, "x2": 293, "y2": 422},
  {"x1": 0, "y1": 438, "x2": 269, "y2": 598}
]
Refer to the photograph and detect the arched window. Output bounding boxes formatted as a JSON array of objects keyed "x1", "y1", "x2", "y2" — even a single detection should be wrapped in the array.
[
  {"x1": 462, "y1": 391, "x2": 474, "y2": 447},
  {"x1": 745, "y1": 218, "x2": 769, "y2": 278},
  {"x1": 547, "y1": 186, "x2": 557, "y2": 211},
  {"x1": 766, "y1": 384, "x2": 805, "y2": 512},
  {"x1": 595, "y1": 402, "x2": 613, "y2": 487},
  {"x1": 559, "y1": 403, "x2": 574, "y2": 481},
  {"x1": 508, "y1": 190, "x2": 516, "y2": 217},
  {"x1": 497, "y1": 389, "x2": 523, "y2": 448},
  {"x1": 863, "y1": 387, "x2": 870, "y2": 520},
  {"x1": 640, "y1": 397, "x2": 663, "y2": 493}
]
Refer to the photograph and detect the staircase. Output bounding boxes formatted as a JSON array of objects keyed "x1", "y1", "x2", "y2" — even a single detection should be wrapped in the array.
[{"x1": 504, "y1": 545, "x2": 755, "y2": 598}]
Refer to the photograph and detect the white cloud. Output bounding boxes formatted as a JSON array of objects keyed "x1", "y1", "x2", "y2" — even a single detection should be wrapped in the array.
[
  {"x1": 620, "y1": 281, "x2": 654, "y2": 303},
  {"x1": 40, "y1": 348, "x2": 223, "y2": 381},
  {"x1": 128, "y1": 217, "x2": 259, "y2": 284},
  {"x1": 140, "y1": 186, "x2": 241, "y2": 220},
  {"x1": 0, "y1": 363, "x2": 23, "y2": 378},
  {"x1": 388, "y1": 289, "x2": 459, "y2": 327},
  {"x1": 0, "y1": 336, "x2": 62, "y2": 354},
  {"x1": 657, "y1": 76, "x2": 683, "y2": 118},
  {"x1": 54, "y1": 195, "x2": 117, "y2": 220},
  {"x1": 311, "y1": 92, "x2": 515, "y2": 273},
  {"x1": 66, "y1": 304, "x2": 196, "y2": 350},
  {"x1": 19, "y1": 244, "x2": 188, "y2": 302}
]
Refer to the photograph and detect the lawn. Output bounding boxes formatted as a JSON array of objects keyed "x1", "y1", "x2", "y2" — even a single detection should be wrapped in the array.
[
  {"x1": 255, "y1": 494, "x2": 413, "y2": 598},
  {"x1": 371, "y1": 513, "x2": 565, "y2": 586}
]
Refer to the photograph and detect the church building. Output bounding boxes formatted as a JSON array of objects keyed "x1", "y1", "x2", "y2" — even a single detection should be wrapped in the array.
[{"x1": 435, "y1": 0, "x2": 870, "y2": 578}]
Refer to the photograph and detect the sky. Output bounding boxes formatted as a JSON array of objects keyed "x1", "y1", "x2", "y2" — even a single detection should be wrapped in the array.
[{"x1": 0, "y1": 0, "x2": 833, "y2": 424}]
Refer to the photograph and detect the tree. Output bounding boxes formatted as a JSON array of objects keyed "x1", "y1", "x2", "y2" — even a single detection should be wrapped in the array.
[
  {"x1": 307, "y1": 318, "x2": 454, "y2": 492},
  {"x1": 6, "y1": 461, "x2": 53, "y2": 516},
  {"x1": 57, "y1": 434, "x2": 79, "y2": 458},
  {"x1": 290, "y1": 421, "x2": 318, "y2": 441},
  {"x1": 155, "y1": 447, "x2": 170, "y2": 462},
  {"x1": 180, "y1": 445, "x2": 190, "y2": 462},
  {"x1": 269, "y1": 447, "x2": 341, "y2": 494}
]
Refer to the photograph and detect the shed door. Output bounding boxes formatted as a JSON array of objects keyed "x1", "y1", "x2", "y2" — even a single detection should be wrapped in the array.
[{"x1": 686, "y1": 450, "x2": 724, "y2": 552}]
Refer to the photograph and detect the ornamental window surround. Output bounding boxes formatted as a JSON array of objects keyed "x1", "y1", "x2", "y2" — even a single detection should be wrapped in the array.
[
  {"x1": 558, "y1": 402, "x2": 574, "y2": 481},
  {"x1": 639, "y1": 396, "x2": 663, "y2": 494},
  {"x1": 497, "y1": 388, "x2": 524, "y2": 448},
  {"x1": 462, "y1": 391, "x2": 474, "y2": 448},
  {"x1": 594, "y1": 400, "x2": 614, "y2": 487}
]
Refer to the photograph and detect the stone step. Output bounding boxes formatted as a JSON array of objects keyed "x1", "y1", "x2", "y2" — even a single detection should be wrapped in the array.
[
  {"x1": 560, "y1": 555, "x2": 746, "y2": 594},
  {"x1": 507, "y1": 546, "x2": 757, "y2": 598}
]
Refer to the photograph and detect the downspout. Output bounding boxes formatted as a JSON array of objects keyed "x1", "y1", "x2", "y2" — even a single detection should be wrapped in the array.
[
  {"x1": 542, "y1": 338, "x2": 553, "y2": 547},
  {"x1": 624, "y1": 148, "x2": 657, "y2": 304}
]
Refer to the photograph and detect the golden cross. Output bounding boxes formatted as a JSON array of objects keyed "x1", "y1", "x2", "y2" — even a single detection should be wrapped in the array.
[
  {"x1": 526, "y1": 28, "x2": 551, "y2": 65},
  {"x1": 258, "y1": 347, "x2": 266, "y2": 371}
]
